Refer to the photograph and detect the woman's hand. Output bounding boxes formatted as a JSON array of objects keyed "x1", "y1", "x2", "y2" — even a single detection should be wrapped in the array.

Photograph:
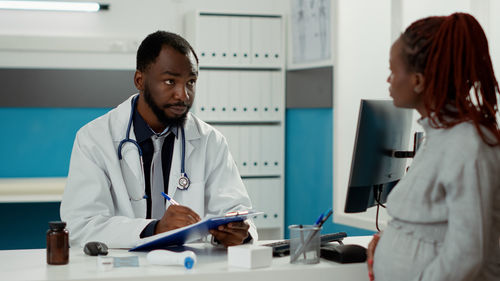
[{"x1": 367, "y1": 232, "x2": 381, "y2": 281}]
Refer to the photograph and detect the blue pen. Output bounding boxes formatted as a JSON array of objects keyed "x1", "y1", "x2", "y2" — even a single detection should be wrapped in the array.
[
  {"x1": 317, "y1": 208, "x2": 333, "y2": 227},
  {"x1": 314, "y1": 213, "x2": 324, "y2": 225},
  {"x1": 161, "y1": 192, "x2": 180, "y2": 205}
]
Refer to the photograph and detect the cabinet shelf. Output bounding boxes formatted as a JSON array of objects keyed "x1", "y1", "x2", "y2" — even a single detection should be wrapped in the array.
[{"x1": 185, "y1": 10, "x2": 285, "y2": 239}]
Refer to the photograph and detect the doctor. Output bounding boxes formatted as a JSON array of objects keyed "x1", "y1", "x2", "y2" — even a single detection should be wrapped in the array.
[{"x1": 61, "y1": 31, "x2": 257, "y2": 248}]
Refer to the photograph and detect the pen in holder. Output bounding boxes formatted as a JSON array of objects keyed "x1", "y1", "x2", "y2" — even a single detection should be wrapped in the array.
[
  {"x1": 289, "y1": 208, "x2": 333, "y2": 264},
  {"x1": 288, "y1": 225, "x2": 321, "y2": 264}
]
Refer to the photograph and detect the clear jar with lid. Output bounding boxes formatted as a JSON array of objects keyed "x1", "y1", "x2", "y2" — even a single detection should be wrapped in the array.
[{"x1": 46, "y1": 221, "x2": 69, "y2": 265}]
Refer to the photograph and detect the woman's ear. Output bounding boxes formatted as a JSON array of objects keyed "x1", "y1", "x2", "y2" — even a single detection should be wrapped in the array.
[
  {"x1": 134, "y1": 70, "x2": 144, "y2": 91},
  {"x1": 413, "y1": 73, "x2": 425, "y2": 94}
]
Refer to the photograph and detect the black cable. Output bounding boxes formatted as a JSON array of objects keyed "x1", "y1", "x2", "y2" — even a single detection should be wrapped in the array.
[
  {"x1": 376, "y1": 204, "x2": 381, "y2": 232},
  {"x1": 373, "y1": 185, "x2": 386, "y2": 208},
  {"x1": 374, "y1": 185, "x2": 385, "y2": 232}
]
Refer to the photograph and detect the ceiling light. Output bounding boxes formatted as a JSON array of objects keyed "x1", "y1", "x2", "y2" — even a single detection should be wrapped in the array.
[{"x1": 0, "y1": 1, "x2": 109, "y2": 12}]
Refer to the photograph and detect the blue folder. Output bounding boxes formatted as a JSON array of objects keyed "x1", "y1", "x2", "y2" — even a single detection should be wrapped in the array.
[{"x1": 130, "y1": 210, "x2": 261, "y2": 252}]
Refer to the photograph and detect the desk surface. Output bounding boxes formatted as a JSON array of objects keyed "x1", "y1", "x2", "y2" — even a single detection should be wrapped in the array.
[{"x1": 0, "y1": 236, "x2": 371, "y2": 281}]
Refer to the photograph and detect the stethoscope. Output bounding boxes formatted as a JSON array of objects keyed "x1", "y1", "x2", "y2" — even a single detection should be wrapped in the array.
[{"x1": 117, "y1": 95, "x2": 191, "y2": 190}]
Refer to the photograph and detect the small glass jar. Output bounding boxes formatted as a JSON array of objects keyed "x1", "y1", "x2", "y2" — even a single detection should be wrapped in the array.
[{"x1": 46, "y1": 221, "x2": 69, "y2": 265}]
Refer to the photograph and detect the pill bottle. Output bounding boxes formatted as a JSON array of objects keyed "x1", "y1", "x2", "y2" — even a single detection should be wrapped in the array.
[{"x1": 46, "y1": 221, "x2": 69, "y2": 265}]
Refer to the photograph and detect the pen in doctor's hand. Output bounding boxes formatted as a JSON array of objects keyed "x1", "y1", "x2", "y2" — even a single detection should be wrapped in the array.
[{"x1": 161, "y1": 192, "x2": 180, "y2": 206}]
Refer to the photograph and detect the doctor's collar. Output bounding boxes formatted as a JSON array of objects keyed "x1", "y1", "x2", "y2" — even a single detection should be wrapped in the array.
[
  {"x1": 153, "y1": 125, "x2": 178, "y2": 138},
  {"x1": 132, "y1": 104, "x2": 179, "y2": 144}
]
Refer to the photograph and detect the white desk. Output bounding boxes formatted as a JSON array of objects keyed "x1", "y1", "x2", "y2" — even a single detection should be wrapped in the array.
[{"x1": 0, "y1": 236, "x2": 371, "y2": 281}]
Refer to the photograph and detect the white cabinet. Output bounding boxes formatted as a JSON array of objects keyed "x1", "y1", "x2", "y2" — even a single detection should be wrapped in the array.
[{"x1": 185, "y1": 11, "x2": 285, "y2": 239}]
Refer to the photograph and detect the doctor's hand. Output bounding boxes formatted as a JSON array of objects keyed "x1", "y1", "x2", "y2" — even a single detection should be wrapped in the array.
[
  {"x1": 209, "y1": 221, "x2": 250, "y2": 247},
  {"x1": 366, "y1": 232, "x2": 381, "y2": 281},
  {"x1": 154, "y1": 205, "x2": 201, "y2": 235}
]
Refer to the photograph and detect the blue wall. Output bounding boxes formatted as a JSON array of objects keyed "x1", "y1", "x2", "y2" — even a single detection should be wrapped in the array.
[
  {"x1": 1, "y1": 108, "x2": 110, "y2": 177},
  {"x1": 0, "y1": 107, "x2": 372, "y2": 249},
  {"x1": 0, "y1": 108, "x2": 109, "y2": 250},
  {"x1": 284, "y1": 108, "x2": 374, "y2": 238}
]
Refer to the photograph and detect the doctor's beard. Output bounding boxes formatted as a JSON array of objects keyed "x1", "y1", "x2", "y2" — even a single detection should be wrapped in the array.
[{"x1": 143, "y1": 86, "x2": 191, "y2": 128}]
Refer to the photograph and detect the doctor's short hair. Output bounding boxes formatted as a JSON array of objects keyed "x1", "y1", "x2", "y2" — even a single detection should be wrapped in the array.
[{"x1": 136, "y1": 30, "x2": 199, "y2": 72}]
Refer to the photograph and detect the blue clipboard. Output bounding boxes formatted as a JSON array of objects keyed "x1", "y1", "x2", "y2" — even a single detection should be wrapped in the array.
[{"x1": 130, "y1": 210, "x2": 262, "y2": 252}]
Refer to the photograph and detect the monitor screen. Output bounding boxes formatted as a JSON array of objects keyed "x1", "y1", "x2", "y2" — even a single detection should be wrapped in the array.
[{"x1": 344, "y1": 99, "x2": 413, "y2": 213}]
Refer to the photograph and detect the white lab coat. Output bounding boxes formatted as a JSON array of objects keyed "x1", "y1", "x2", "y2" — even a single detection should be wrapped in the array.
[{"x1": 60, "y1": 95, "x2": 257, "y2": 248}]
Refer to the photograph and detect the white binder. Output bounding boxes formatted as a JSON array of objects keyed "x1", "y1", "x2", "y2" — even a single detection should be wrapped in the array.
[
  {"x1": 214, "y1": 16, "x2": 230, "y2": 65},
  {"x1": 250, "y1": 17, "x2": 266, "y2": 66},
  {"x1": 214, "y1": 125, "x2": 239, "y2": 166},
  {"x1": 245, "y1": 178, "x2": 282, "y2": 229},
  {"x1": 238, "y1": 70, "x2": 251, "y2": 122},
  {"x1": 247, "y1": 125, "x2": 261, "y2": 175},
  {"x1": 247, "y1": 71, "x2": 261, "y2": 121},
  {"x1": 258, "y1": 71, "x2": 272, "y2": 121},
  {"x1": 205, "y1": 70, "x2": 218, "y2": 121},
  {"x1": 243, "y1": 179, "x2": 260, "y2": 225},
  {"x1": 227, "y1": 71, "x2": 240, "y2": 121},
  {"x1": 268, "y1": 17, "x2": 283, "y2": 67},
  {"x1": 238, "y1": 17, "x2": 252, "y2": 66},
  {"x1": 194, "y1": 70, "x2": 208, "y2": 119},
  {"x1": 271, "y1": 71, "x2": 283, "y2": 121},
  {"x1": 270, "y1": 126, "x2": 283, "y2": 174},
  {"x1": 198, "y1": 16, "x2": 217, "y2": 65},
  {"x1": 263, "y1": 178, "x2": 282, "y2": 227},
  {"x1": 216, "y1": 70, "x2": 230, "y2": 121},
  {"x1": 238, "y1": 126, "x2": 250, "y2": 175},
  {"x1": 228, "y1": 16, "x2": 240, "y2": 66}
]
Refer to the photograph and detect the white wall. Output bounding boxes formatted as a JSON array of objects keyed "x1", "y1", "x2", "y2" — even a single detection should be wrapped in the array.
[
  {"x1": 332, "y1": 0, "x2": 393, "y2": 230},
  {"x1": 333, "y1": 0, "x2": 500, "y2": 231},
  {"x1": 0, "y1": 0, "x2": 288, "y2": 69}
]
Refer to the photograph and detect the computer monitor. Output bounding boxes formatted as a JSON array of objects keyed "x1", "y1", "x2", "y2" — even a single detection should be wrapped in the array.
[{"x1": 344, "y1": 99, "x2": 414, "y2": 213}]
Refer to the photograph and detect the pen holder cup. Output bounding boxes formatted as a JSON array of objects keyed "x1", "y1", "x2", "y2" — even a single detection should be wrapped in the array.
[{"x1": 288, "y1": 225, "x2": 321, "y2": 264}]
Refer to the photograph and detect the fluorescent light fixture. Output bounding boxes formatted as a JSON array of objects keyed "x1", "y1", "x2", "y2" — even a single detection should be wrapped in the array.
[{"x1": 0, "y1": 1, "x2": 109, "y2": 12}]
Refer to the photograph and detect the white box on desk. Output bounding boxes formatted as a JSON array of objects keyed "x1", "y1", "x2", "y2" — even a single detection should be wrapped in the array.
[{"x1": 227, "y1": 244, "x2": 272, "y2": 269}]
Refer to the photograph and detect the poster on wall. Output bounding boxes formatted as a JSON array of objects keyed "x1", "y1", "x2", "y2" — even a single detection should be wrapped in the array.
[{"x1": 290, "y1": 0, "x2": 331, "y2": 67}]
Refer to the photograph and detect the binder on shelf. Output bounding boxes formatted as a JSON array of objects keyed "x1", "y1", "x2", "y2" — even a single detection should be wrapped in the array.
[
  {"x1": 260, "y1": 126, "x2": 273, "y2": 174},
  {"x1": 268, "y1": 17, "x2": 283, "y2": 66},
  {"x1": 215, "y1": 70, "x2": 229, "y2": 121},
  {"x1": 227, "y1": 71, "x2": 240, "y2": 121},
  {"x1": 243, "y1": 178, "x2": 282, "y2": 229},
  {"x1": 271, "y1": 71, "x2": 283, "y2": 120},
  {"x1": 214, "y1": 125, "x2": 239, "y2": 164},
  {"x1": 197, "y1": 16, "x2": 216, "y2": 65},
  {"x1": 205, "y1": 70, "x2": 219, "y2": 121},
  {"x1": 228, "y1": 17, "x2": 240, "y2": 66},
  {"x1": 243, "y1": 179, "x2": 261, "y2": 225},
  {"x1": 270, "y1": 126, "x2": 283, "y2": 173},
  {"x1": 130, "y1": 210, "x2": 262, "y2": 252},
  {"x1": 214, "y1": 16, "x2": 230, "y2": 65},
  {"x1": 238, "y1": 126, "x2": 250, "y2": 175},
  {"x1": 238, "y1": 70, "x2": 251, "y2": 122},
  {"x1": 259, "y1": 71, "x2": 272, "y2": 121},
  {"x1": 251, "y1": 17, "x2": 266, "y2": 66},
  {"x1": 238, "y1": 17, "x2": 252, "y2": 66},
  {"x1": 195, "y1": 70, "x2": 210, "y2": 119},
  {"x1": 248, "y1": 126, "x2": 261, "y2": 175},
  {"x1": 263, "y1": 178, "x2": 282, "y2": 227},
  {"x1": 247, "y1": 71, "x2": 261, "y2": 121}
]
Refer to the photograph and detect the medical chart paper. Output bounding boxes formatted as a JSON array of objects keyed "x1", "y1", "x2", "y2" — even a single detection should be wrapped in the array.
[{"x1": 130, "y1": 211, "x2": 262, "y2": 251}]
